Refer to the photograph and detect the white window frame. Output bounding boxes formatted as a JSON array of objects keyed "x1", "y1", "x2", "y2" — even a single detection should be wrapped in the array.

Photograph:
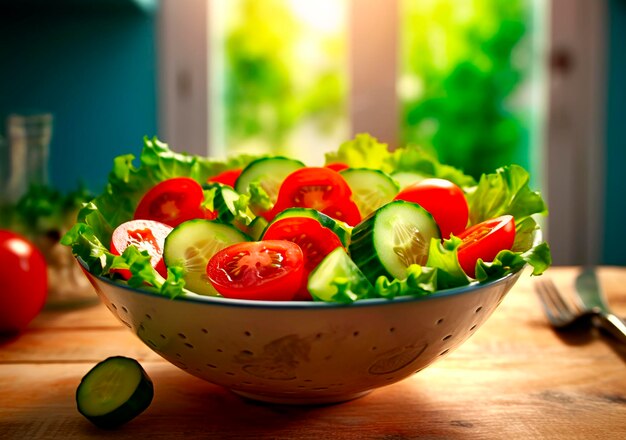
[{"x1": 157, "y1": 0, "x2": 607, "y2": 266}]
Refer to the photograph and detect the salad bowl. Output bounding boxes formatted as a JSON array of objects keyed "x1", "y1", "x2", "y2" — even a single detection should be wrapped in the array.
[
  {"x1": 81, "y1": 262, "x2": 524, "y2": 405},
  {"x1": 66, "y1": 135, "x2": 550, "y2": 404}
]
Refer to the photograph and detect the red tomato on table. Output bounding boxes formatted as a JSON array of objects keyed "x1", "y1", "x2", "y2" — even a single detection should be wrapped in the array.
[
  {"x1": 267, "y1": 167, "x2": 361, "y2": 226},
  {"x1": 206, "y1": 240, "x2": 304, "y2": 301},
  {"x1": 263, "y1": 217, "x2": 343, "y2": 300},
  {"x1": 110, "y1": 219, "x2": 173, "y2": 279},
  {"x1": 134, "y1": 177, "x2": 208, "y2": 227},
  {"x1": 456, "y1": 215, "x2": 516, "y2": 278},
  {"x1": 394, "y1": 178, "x2": 468, "y2": 238},
  {"x1": 0, "y1": 230, "x2": 48, "y2": 334}
]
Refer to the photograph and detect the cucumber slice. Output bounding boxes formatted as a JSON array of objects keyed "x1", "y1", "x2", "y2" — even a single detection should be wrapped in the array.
[
  {"x1": 76, "y1": 356, "x2": 153, "y2": 429},
  {"x1": 390, "y1": 171, "x2": 429, "y2": 189},
  {"x1": 308, "y1": 247, "x2": 372, "y2": 303},
  {"x1": 348, "y1": 200, "x2": 440, "y2": 282},
  {"x1": 234, "y1": 156, "x2": 304, "y2": 205},
  {"x1": 340, "y1": 168, "x2": 399, "y2": 218},
  {"x1": 247, "y1": 216, "x2": 268, "y2": 241},
  {"x1": 164, "y1": 219, "x2": 250, "y2": 295},
  {"x1": 264, "y1": 207, "x2": 352, "y2": 247}
]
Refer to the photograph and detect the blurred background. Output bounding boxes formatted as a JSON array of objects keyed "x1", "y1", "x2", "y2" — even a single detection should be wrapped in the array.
[{"x1": 0, "y1": 0, "x2": 624, "y2": 267}]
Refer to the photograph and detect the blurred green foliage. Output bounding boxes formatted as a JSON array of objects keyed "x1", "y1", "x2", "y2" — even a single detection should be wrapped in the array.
[
  {"x1": 222, "y1": 0, "x2": 531, "y2": 176},
  {"x1": 400, "y1": 0, "x2": 531, "y2": 179},
  {"x1": 223, "y1": 0, "x2": 346, "y2": 156}
]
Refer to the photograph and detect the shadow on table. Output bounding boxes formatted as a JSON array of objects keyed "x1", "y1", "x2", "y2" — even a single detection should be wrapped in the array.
[{"x1": 549, "y1": 325, "x2": 626, "y2": 365}]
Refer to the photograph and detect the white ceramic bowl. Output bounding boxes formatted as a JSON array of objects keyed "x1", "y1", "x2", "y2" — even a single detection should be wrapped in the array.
[{"x1": 81, "y1": 265, "x2": 524, "y2": 405}]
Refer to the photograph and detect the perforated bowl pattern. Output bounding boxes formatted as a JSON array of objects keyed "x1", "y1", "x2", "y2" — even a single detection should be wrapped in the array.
[{"x1": 83, "y1": 267, "x2": 523, "y2": 405}]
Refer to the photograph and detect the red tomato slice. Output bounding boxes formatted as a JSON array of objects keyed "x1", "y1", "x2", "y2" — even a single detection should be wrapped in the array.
[
  {"x1": 394, "y1": 178, "x2": 468, "y2": 238},
  {"x1": 456, "y1": 215, "x2": 516, "y2": 278},
  {"x1": 263, "y1": 217, "x2": 343, "y2": 300},
  {"x1": 267, "y1": 167, "x2": 362, "y2": 226},
  {"x1": 325, "y1": 162, "x2": 349, "y2": 172},
  {"x1": 110, "y1": 219, "x2": 173, "y2": 279},
  {"x1": 134, "y1": 177, "x2": 205, "y2": 227},
  {"x1": 207, "y1": 168, "x2": 242, "y2": 188},
  {"x1": 206, "y1": 240, "x2": 304, "y2": 301}
]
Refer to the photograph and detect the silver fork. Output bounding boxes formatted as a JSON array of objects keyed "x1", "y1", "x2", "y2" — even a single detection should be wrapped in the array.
[{"x1": 534, "y1": 278, "x2": 598, "y2": 330}]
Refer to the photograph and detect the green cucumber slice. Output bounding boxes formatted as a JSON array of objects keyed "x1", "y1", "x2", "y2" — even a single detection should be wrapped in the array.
[
  {"x1": 348, "y1": 200, "x2": 440, "y2": 283},
  {"x1": 390, "y1": 171, "x2": 429, "y2": 189},
  {"x1": 340, "y1": 168, "x2": 399, "y2": 217},
  {"x1": 164, "y1": 219, "x2": 250, "y2": 295},
  {"x1": 308, "y1": 247, "x2": 372, "y2": 303},
  {"x1": 234, "y1": 156, "x2": 304, "y2": 205},
  {"x1": 76, "y1": 356, "x2": 153, "y2": 429},
  {"x1": 247, "y1": 216, "x2": 269, "y2": 241},
  {"x1": 264, "y1": 207, "x2": 351, "y2": 247}
]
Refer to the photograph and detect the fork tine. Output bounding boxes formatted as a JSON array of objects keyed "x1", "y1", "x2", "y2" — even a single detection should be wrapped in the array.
[
  {"x1": 535, "y1": 278, "x2": 576, "y2": 325},
  {"x1": 542, "y1": 278, "x2": 576, "y2": 316},
  {"x1": 535, "y1": 279, "x2": 561, "y2": 323}
]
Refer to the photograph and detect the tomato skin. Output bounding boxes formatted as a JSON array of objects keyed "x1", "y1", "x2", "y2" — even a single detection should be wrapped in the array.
[
  {"x1": 207, "y1": 169, "x2": 242, "y2": 188},
  {"x1": 134, "y1": 177, "x2": 206, "y2": 227},
  {"x1": 325, "y1": 162, "x2": 349, "y2": 172},
  {"x1": 0, "y1": 230, "x2": 48, "y2": 334},
  {"x1": 267, "y1": 167, "x2": 362, "y2": 226},
  {"x1": 206, "y1": 240, "x2": 304, "y2": 301},
  {"x1": 110, "y1": 219, "x2": 173, "y2": 279},
  {"x1": 394, "y1": 178, "x2": 468, "y2": 238},
  {"x1": 456, "y1": 215, "x2": 516, "y2": 278},
  {"x1": 263, "y1": 217, "x2": 343, "y2": 300}
]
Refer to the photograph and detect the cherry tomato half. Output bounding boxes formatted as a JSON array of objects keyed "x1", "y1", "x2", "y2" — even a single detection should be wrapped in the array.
[
  {"x1": 134, "y1": 177, "x2": 206, "y2": 227},
  {"x1": 206, "y1": 240, "x2": 304, "y2": 301},
  {"x1": 267, "y1": 167, "x2": 362, "y2": 226},
  {"x1": 325, "y1": 162, "x2": 349, "y2": 172},
  {"x1": 394, "y1": 178, "x2": 468, "y2": 238},
  {"x1": 110, "y1": 219, "x2": 173, "y2": 279},
  {"x1": 0, "y1": 230, "x2": 48, "y2": 334},
  {"x1": 263, "y1": 217, "x2": 343, "y2": 300},
  {"x1": 207, "y1": 168, "x2": 242, "y2": 188},
  {"x1": 456, "y1": 215, "x2": 516, "y2": 278}
]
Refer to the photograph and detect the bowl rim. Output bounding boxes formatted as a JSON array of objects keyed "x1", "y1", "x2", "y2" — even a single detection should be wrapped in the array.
[{"x1": 80, "y1": 258, "x2": 523, "y2": 311}]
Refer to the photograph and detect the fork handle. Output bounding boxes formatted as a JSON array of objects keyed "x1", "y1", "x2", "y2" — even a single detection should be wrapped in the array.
[{"x1": 595, "y1": 313, "x2": 626, "y2": 344}]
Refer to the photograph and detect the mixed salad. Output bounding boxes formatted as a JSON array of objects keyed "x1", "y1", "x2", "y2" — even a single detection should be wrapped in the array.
[{"x1": 63, "y1": 134, "x2": 551, "y2": 303}]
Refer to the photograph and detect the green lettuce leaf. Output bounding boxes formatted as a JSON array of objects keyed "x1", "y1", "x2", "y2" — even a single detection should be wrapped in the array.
[
  {"x1": 466, "y1": 164, "x2": 548, "y2": 226},
  {"x1": 373, "y1": 265, "x2": 438, "y2": 299},
  {"x1": 426, "y1": 236, "x2": 471, "y2": 290},
  {"x1": 325, "y1": 133, "x2": 396, "y2": 173}
]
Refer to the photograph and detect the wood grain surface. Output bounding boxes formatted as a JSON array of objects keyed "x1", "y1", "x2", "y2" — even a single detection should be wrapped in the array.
[{"x1": 1, "y1": 266, "x2": 625, "y2": 439}]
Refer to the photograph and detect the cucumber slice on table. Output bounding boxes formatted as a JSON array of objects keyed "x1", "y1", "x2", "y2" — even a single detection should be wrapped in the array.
[
  {"x1": 234, "y1": 157, "x2": 304, "y2": 206},
  {"x1": 76, "y1": 356, "x2": 153, "y2": 429},
  {"x1": 340, "y1": 168, "x2": 399, "y2": 218},
  {"x1": 265, "y1": 207, "x2": 352, "y2": 247},
  {"x1": 348, "y1": 200, "x2": 441, "y2": 283},
  {"x1": 164, "y1": 219, "x2": 250, "y2": 295}
]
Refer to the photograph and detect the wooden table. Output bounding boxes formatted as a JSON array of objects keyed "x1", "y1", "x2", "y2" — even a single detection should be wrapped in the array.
[{"x1": 1, "y1": 266, "x2": 625, "y2": 439}]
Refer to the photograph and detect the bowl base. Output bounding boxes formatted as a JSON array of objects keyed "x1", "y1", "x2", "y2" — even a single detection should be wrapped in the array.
[{"x1": 231, "y1": 389, "x2": 373, "y2": 405}]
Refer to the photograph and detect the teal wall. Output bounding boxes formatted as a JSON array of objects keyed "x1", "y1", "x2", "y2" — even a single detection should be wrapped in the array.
[
  {"x1": 603, "y1": 0, "x2": 626, "y2": 265},
  {"x1": 0, "y1": 4, "x2": 158, "y2": 193}
]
